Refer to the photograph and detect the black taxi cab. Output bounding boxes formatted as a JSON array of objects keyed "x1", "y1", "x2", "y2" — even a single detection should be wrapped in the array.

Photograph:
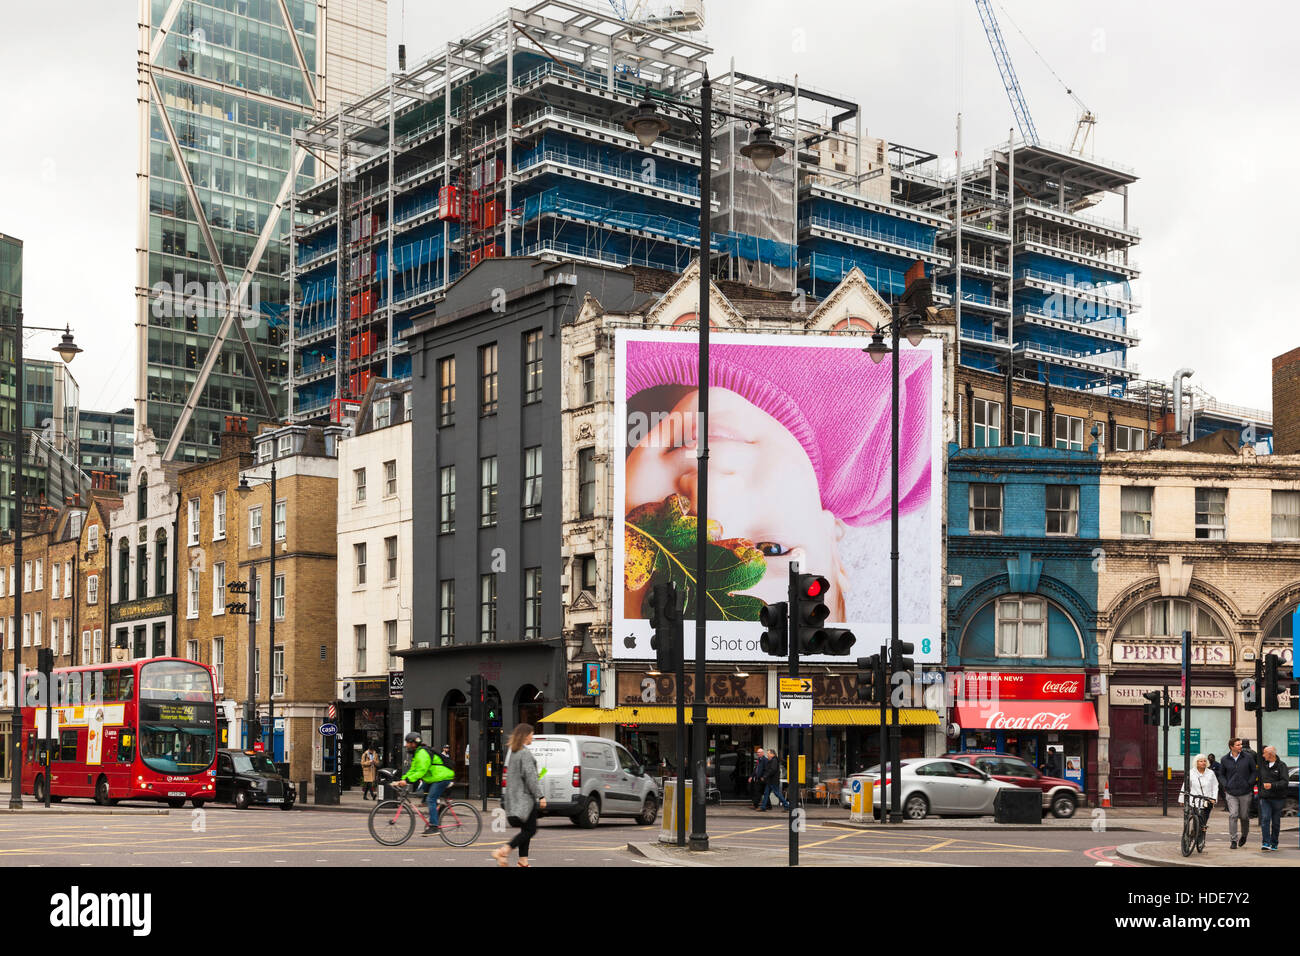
[{"x1": 214, "y1": 749, "x2": 296, "y2": 810}]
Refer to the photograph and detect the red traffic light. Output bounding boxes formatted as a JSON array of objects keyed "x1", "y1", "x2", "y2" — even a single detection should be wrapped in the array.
[{"x1": 804, "y1": 578, "x2": 824, "y2": 598}]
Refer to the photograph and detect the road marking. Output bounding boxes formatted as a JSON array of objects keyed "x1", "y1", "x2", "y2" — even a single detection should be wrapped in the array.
[{"x1": 919, "y1": 839, "x2": 957, "y2": 852}]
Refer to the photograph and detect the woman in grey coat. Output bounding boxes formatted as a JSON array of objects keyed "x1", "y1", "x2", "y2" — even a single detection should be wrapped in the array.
[{"x1": 492, "y1": 723, "x2": 547, "y2": 866}]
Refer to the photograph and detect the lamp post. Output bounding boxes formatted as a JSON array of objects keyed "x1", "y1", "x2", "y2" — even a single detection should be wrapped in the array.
[
  {"x1": 625, "y1": 75, "x2": 784, "y2": 851},
  {"x1": 863, "y1": 269, "x2": 929, "y2": 823},
  {"x1": 7, "y1": 312, "x2": 82, "y2": 809},
  {"x1": 238, "y1": 457, "x2": 277, "y2": 762}
]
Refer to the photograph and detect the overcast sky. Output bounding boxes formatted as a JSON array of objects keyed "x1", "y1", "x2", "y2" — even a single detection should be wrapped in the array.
[{"x1": 1, "y1": 0, "x2": 1297, "y2": 415}]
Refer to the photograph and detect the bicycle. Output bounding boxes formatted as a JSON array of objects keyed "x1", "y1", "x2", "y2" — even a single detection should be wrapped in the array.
[
  {"x1": 1180, "y1": 790, "x2": 1213, "y2": 857},
  {"x1": 368, "y1": 771, "x2": 482, "y2": 848}
]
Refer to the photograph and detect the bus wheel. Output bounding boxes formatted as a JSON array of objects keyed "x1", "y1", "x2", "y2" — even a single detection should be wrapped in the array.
[
  {"x1": 94, "y1": 777, "x2": 112, "y2": 806},
  {"x1": 166, "y1": 798, "x2": 186, "y2": 809},
  {"x1": 191, "y1": 799, "x2": 205, "y2": 809},
  {"x1": 33, "y1": 776, "x2": 46, "y2": 802}
]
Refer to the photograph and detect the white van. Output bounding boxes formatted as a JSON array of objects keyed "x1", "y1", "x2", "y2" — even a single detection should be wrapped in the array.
[{"x1": 504, "y1": 735, "x2": 659, "y2": 827}]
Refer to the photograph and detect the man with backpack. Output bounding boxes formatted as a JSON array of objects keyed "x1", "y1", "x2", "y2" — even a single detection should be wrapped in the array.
[{"x1": 395, "y1": 732, "x2": 457, "y2": 835}]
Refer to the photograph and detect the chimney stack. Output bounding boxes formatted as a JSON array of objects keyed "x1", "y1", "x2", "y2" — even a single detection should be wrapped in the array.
[{"x1": 220, "y1": 415, "x2": 252, "y2": 459}]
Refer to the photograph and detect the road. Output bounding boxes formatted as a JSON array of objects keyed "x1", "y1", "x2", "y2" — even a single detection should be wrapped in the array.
[{"x1": 0, "y1": 804, "x2": 1149, "y2": 867}]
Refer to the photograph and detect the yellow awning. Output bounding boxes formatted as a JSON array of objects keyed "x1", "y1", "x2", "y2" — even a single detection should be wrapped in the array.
[{"x1": 540, "y1": 706, "x2": 940, "y2": 727}]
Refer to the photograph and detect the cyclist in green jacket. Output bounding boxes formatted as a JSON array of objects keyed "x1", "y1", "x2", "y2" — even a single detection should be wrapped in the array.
[{"x1": 395, "y1": 732, "x2": 457, "y2": 834}]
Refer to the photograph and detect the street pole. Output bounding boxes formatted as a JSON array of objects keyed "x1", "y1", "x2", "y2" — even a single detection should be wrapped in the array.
[
  {"x1": 43, "y1": 652, "x2": 51, "y2": 807},
  {"x1": 689, "y1": 70, "x2": 712, "y2": 852},
  {"x1": 1253, "y1": 656, "x2": 1263, "y2": 793},
  {"x1": 889, "y1": 302, "x2": 902, "y2": 825},
  {"x1": 1182, "y1": 629, "x2": 1192, "y2": 805},
  {"x1": 246, "y1": 573, "x2": 257, "y2": 748},
  {"x1": 1161, "y1": 683, "x2": 1169, "y2": 816},
  {"x1": 268, "y1": 460, "x2": 276, "y2": 766},
  {"x1": 878, "y1": 642, "x2": 888, "y2": 826},
  {"x1": 8, "y1": 309, "x2": 23, "y2": 809},
  {"x1": 674, "y1": 606, "x2": 685, "y2": 847},
  {"x1": 787, "y1": 561, "x2": 800, "y2": 866}
]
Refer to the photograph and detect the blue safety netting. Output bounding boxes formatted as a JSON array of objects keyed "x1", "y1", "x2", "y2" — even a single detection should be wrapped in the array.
[
  {"x1": 516, "y1": 133, "x2": 700, "y2": 195},
  {"x1": 804, "y1": 197, "x2": 938, "y2": 254},
  {"x1": 1016, "y1": 253, "x2": 1132, "y2": 289}
]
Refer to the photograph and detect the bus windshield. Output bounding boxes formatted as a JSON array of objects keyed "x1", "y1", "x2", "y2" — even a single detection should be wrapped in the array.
[{"x1": 138, "y1": 661, "x2": 216, "y2": 774}]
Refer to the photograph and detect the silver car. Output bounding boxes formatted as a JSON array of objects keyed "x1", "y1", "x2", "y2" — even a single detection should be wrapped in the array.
[{"x1": 840, "y1": 758, "x2": 1020, "y2": 819}]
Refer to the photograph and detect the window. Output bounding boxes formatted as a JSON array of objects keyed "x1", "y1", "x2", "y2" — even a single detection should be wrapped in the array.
[
  {"x1": 186, "y1": 640, "x2": 199, "y2": 662},
  {"x1": 480, "y1": 574, "x2": 497, "y2": 641},
  {"x1": 87, "y1": 574, "x2": 99, "y2": 605},
  {"x1": 1054, "y1": 414, "x2": 1084, "y2": 451},
  {"x1": 480, "y1": 456, "x2": 499, "y2": 527},
  {"x1": 63, "y1": 619, "x2": 71, "y2": 657},
  {"x1": 523, "y1": 446, "x2": 542, "y2": 519},
  {"x1": 373, "y1": 397, "x2": 392, "y2": 430},
  {"x1": 278, "y1": 434, "x2": 292, "y2": 458},
  {"x1": 973, "y1": 398, "x2": 1001, "y2": 447},
  {"x1": 353, "y1": 624, "x2": 369, "y2": 676},
  {"x1": 1118, "y1": 599, "x2": 1224, "y2": 638},
  {"x1": 59, "y1": 730, "x2": 78, "y2": 763},
  {"x1": 523, "y1": 329, "x2": 543, "y2": 403},
  {"x1": 51, "y1": 562, "x2": 60, "y2": 599},
  {"x1": 187, "y1": 569, "x2": 200, "y2": 618},
  {"x1": 996, "y1": 597, "x2": 1046, "y2": 657},
  {"x1": 0, "y1": 567, "x2": 5, "y2": 598},
  {"x1": 354, "y1": 543, "x2": 367, "y2": 586},
  {"x1": 81, "y1": 629, "x2": 90, "y2": 662},
  {"x1": 64, "y1": 560, "x2": 72, "y2": 599},
  {"x1": 23, "y1": 560, "x2": 31, "y2": 592},
  {"x1": 581, "y1": 354, "x2": 595, "y2": 404},
  {"x1": 578, "y1": 447, "x2": 596, "y2": 518},
  {"x1": 274, "y1": 501, "x2": 286, "y2": 541},
  {"x1": 254, "y1": 574, "x2": 262, "y2": 622},
  {"x1": 212, "y1": 562, "x2": 226, "y2": 615},
  {"x1": 93, "y1": 629, "x2": 103, "y2": 665},
  {"x1": 969, "y1": 484, "x2": 1002, "y2": 534},
  {"x1": 1115, "y1": 424, "x2": 1147, "y2": 451},
  {"x1": 118, "y1": 541, "x2": 128, "y2": 599},
  {"x1": 439, "y1": 466, "x2": 456, "y2": 533},
  {"x1": 155, "y1": 531, "x2": 167, "y2": 596},
  {"x1": 35, "y1": 558, "x2": 43, "y2": 591},
  {"x1": 249, "y1": 506, "x2": 262, "y2": 546},
  {"x1": 524, "y1": 567, "x2": 542, "y2": 639},
  {"x1": 1012, "y1": 406, "x2": 1043, "y2": 446},
  {"x1": 1046, "y1": 485, "x2": 1079, "y2": 536},
  {"x1": 49, "y1": 618, "x2": 56, "y2": 651},
  {"x1": 212, "y1": 637, "x2": 224, "y2": 692},
  {"x1": 257, "y1": 440, "x2": 272, "y2": 463},
  {"x1": 137, "y1": 473, "x2": 148, "y2": 520},
  {"x1": 384, "y1": 536, "x2": 398, "y2": 583},
  {"x1": 213, "y1": 491, "x2": 226, "y2": 539},
  {"x1": 1272, "y1": 490, "x2": 1300, "y2": 540},
  {"x1": 354, "y1": 468, "x2": 367, "y2": 504},
  {"x1": 188, "y1": 498, "x2": 200, "y2": 545},
  {"x1": 274, "y1": 574, "x2": 285, "y2": 620},
  {"x1": 580, "y1": 555, "x2": 597, "y2": 592},
  {"x1": 88, "y1": 524, "x2": 99, "y2": 552},
  {"x1": 440, "y1": 579, "x2": 455, "y2": 645},
  {"x1": 438, "y1": 357, "x2": 456, "y2": 426},
  {"x1": 33, "y1": 612, "x2": 42, "y2": 648},
  {"x1": 22, "y1": 614, "x2": 30, "y2": 647},
  {"x1": 254, "y1": 647, "x2": 260, "y2": 694},
  {"x1": 1120, "y1": 486, "x2": 1153, "y2": 537},
  {"x1": 273, "y1": 645, "x2": 284, "y2": 697},
  {"x1": 480, "y1": 343, "x2": 499, "y2": 415},
  {"x1": 137, "y1": 544, "x2": 147, "y2": 598},
  {"x1": 386, "y1": 620, "x2": 399, "y2": 670},
  {"x1": 384, "y1": 459, "x2": 397, "y2": 497},
  {"x1": 1195, "y1": 488, "x2": 1226, "y2": 540}
]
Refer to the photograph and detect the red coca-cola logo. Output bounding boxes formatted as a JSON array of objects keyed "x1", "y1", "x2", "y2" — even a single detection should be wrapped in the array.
[
  {"x1": 1040, "y1": 680, "x2": 1079, "y2": 695},
  {"x1": 988, "y1": 710, "x2": 1071, "y2": 730}
]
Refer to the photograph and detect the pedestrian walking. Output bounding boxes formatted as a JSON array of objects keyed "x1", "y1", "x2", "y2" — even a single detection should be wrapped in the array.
[
  {"x1": 1257, "y1": 745, "x2": 1289, "y2": 851},
  {"x1": 1178, "y1": 754, "x2": 1219, "y2": 848},
  {"x1": 749, "y1": 746, "x2": 767, "y2": 809},
  {"x1": 492, "y1": 723, "x2": 546, "y2": 867},
  {"x1": 1219, "y1": 737, "x2": 1257, "y2": 849},
  {"x1": 760, "y1": 748, "x2": 790, "y2": 811},
  {"x1": 360, "y1": 743, "x2": 380, "y2": 800}
]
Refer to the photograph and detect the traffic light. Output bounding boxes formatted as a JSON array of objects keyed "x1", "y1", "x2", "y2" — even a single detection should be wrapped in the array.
[
  {"x1": 1142, "y1": 690, "x2": 1162, "y2": 725},
  {"x1": 1242, "y1": 677, "x2": 1258, "y2": 712},
  {"x1": 37, "y1": 648, "x2": 54, "y2": 675},
  {"x1": 1167, "y1": 701, "x2": 1182, "y2": 726},
  {"x1": 793, "y1": 573, "x2": 831, "y2": 655},
  {"x1": 649, "y1": 583, "x2": 682, "y2": 673},
  {"x1": 486, "y1": 689, "x2": 503, "y2": 730},
  {"x1": 249, "y1": 717, "x2": 263, "y2": 742},
  {"x1": 467, "y1": 674, "x2": 484, "y2": 722},
  {"x1": 856, "y1": 654, "x2": 885, "y2": 704},
  {"x1": 890, "y1": 639, "x2": 915, "y2": 680},
  {"x1": 759, "y1": 602, "x2": 789, "y2": 657},
  {"x1": 1263, "y1": 653, "x2": 1282, "y2": 712}
]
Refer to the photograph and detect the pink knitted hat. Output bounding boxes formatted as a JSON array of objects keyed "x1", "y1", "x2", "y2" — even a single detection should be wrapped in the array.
[{"x1": 625, "y1": 339, "x2": 932, "y2": 526}]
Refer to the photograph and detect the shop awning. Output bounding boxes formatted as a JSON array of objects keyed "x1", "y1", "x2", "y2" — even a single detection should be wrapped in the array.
[
  {"x1": 540, "y1": 706, "x2": 941, "y2": 727},
  {"x1": 952, "y1": 700, "x2": 1099, "y2": 732}
]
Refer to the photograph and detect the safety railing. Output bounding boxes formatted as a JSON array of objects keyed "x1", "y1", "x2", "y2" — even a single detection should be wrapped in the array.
[
  {"x1": 515, "y1": 148, "x2": 700, "y2": 197},
  {"x1": 800, "y1": 216, "x2": 938, "y2": 254}
]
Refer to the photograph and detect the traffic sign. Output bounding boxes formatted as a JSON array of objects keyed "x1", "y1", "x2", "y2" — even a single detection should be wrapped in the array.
[
  {"x1": 779, "y1": 677, "x2": 812, "y2": 694},
  {"x1": 778, "y1": 675, "x2": 813, "y2": 728},
  {"x1": 319, "y1": 722, "x2": 338, "y2": 736}
]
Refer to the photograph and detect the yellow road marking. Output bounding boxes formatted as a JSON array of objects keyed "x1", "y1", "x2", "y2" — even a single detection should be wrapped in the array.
[{"x1": 919, "y1": 839, "x2": 956, "y2": 852}]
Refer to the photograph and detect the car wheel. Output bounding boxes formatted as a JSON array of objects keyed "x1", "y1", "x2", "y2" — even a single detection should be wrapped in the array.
[
  {"x1": 1282, "y1": 799, "x2": 1298, "y2": 818},
  {"x1": 280, "y1": 800, "x2": 294, "y2": 811},
  {"x1": 903, "y1": 793, "x2": 929, "y2": 820},
  {"x1": 233, "y1": 790, "x2": 250, "y2": 810},
  {"x1": 576, "y1": 794, "x2": 600, "y2": 828},
  {"x1": 95, "y1": 776, "x2": 112, "y2": 806},
  {"x1": 1051, "y1": 793, "x2": 1078, "y2": 819},
  {"x1": 638, "y1": 793, "x2": 659, "y2": 825}
]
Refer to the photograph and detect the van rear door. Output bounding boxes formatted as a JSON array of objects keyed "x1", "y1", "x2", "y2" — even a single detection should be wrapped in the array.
[{"x1": 527, "y1": 737, "x2": 575, "y2": 802}]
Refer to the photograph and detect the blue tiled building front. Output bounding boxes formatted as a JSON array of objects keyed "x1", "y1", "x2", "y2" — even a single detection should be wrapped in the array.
[{"x1": 946, "y1": 444, "x2": 1104, "y2": 804}]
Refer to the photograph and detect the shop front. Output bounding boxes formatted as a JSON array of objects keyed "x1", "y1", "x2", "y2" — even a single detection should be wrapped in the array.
[
  {"x1": 339, "y1": 676, "x2": 392, "y2": 789},
  {"x1": 951, "y1": 671, "x2": 1098, "y2": 798}
]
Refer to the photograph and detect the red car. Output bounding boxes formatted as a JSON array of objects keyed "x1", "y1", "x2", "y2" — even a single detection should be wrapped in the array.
[{"x1": 945, "y1": 752, "x2": 1083, "y2": 818}]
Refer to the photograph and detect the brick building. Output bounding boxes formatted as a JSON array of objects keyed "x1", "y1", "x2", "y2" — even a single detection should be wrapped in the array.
[
  {"x1": 76, "y1": 485, "x2": 122, "y2": 665},
  {"x1": 1273, "y1": 346, "x2": 1300, "y2": 456},
  {"x1": 0, "y1": 504, "x2": 83, "y2": 671}
]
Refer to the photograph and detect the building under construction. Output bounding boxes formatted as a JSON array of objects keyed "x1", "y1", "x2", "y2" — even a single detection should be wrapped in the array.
[{"x1": 286, "y1": 0, "x2": 1145, "y2": 419}]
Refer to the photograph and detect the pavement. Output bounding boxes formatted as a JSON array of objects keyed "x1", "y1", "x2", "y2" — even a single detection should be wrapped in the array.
[{"x1": 1117, "y1": 836, "x2": 1300, "y2": 867}]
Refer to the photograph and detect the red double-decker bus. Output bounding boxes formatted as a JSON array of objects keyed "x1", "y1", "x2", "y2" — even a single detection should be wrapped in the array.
[{"x1": 20, "y1": 657, "x2": 218, "y2": 807}]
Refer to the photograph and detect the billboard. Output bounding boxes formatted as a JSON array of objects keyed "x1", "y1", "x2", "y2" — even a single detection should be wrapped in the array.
[{"x1": 613, "y1": 329, "x2": 942, "y2": 663}]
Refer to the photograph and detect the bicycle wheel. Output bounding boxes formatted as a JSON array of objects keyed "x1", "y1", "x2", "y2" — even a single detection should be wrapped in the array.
[
  {"x1": 1180, "y1": 814, "x2": 1197, "y2": 858},
  {"x1": 437, "y1": 801, "x2": 482, "y2": 847},
  {"x1": 369, "y1": 799, "x2": 417, "y2": 847}
]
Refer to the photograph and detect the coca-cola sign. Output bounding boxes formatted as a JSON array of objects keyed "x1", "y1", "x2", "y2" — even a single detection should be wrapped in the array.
[
  {"x1": 956, "y1": 672, "x2": 1086, "y2": 701},
  {"x1": 987, "y1": 709, "x2": 1074, "y2": 731}
]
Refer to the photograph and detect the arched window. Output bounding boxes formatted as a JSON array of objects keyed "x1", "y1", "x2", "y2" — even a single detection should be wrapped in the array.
[
  {"x1": 118, "y1": 538, "x2": 130, "y2": 600},
  {"x1": 828, "y1": 316, "x2": 877, "y2": 334},
  {"x1": 155, "y1": 528, "x2": 168, "y2": 596},
  {"x1": 1116, "y1": 598, "x2": 1225, "y2": 638},
  {"x1": 137, "y1": 472, "x2": 148, "y2": 521},
  {"x1": 959, "y1": 594, "x2": 1083, "y2": 661}
]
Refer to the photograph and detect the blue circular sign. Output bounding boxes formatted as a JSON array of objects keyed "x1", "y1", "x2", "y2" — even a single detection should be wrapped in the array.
[{"x1": 319, "y1": 722, "x2": 338, "y2": 736}]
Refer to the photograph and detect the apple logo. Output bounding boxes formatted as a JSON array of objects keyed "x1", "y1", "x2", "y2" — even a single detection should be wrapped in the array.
[{"x1": 623, "y1": 634, "x2": 637, "y2": 649}]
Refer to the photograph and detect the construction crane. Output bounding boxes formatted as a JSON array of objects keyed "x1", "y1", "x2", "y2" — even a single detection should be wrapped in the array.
[{"x1": 974, "y1": 1, "x2": 1096, "y2": 155}]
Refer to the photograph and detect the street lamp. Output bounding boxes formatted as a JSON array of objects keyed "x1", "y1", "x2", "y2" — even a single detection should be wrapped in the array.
[
  {"x1": 862, "y1": 269, "x2": 930, "y2": 824},
  {"x1": 8, "y1": 310, "x2": 82, "y2": 809},
  {"x1": 623, "y1": 76, "x2": 786, "y2": 851},
  {"x1": 238, "y1": 457, "x2": 277, "y2": 766}
]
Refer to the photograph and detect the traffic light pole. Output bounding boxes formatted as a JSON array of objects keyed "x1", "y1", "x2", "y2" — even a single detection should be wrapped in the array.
[
  {"x1": 1162, "y1": 684, "x2": 1169, "y2": 817},
  {"x1": 1254, "y1": 657, "x2": 1263, "y2": 797},
  {"x1": 675, "y1": 616, "x2": 686, "y2": 848},
  {"x1": 787, "y1": 562, "x2": 800, "y2": 867},
  {"x1": 878, "y1": 643, "x2": 888, "y2": 826},
  {"x1": 889, "y1": 299, "x2": 903, "y2": 826}
]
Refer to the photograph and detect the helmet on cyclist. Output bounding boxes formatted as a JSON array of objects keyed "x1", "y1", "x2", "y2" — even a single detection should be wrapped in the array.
[{"x1": 404, "y1": 732, "x2": 422, "y2": 744}]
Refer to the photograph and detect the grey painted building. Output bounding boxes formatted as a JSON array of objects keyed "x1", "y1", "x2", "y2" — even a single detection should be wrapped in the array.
[{"x1": 403, "y1": 256, "x2": 638, "y2": 794}]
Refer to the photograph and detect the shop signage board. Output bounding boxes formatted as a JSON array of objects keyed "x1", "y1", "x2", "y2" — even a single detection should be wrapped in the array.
[
  {"x1": 1112, "y1": 642, "x2": 1232, "y2": 665},
  {"x1": 1110, "y1": 685, "x2": 1233, "y2": 707},
  {"x1": 955, "y1": 672, "x2": 1085, "y2": 701},
  {"x1": 619, "y1": 672, "x2": 767, "y2": 706},
  {"x1": 1289, "y1": 728, "x2": 1298, "y2": 758},
  {"x1": 778, "y1": 677, "x2": 813, "y2": 728}
]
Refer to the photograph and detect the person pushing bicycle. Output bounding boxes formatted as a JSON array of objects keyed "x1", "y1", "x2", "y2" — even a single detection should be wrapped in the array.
[
  {"x1": 1179, "y1": 753, "x2": 1219, "y2": 849},
  {"x1": 394, "y1": 732, "x2": 456, "y2": 835}
]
